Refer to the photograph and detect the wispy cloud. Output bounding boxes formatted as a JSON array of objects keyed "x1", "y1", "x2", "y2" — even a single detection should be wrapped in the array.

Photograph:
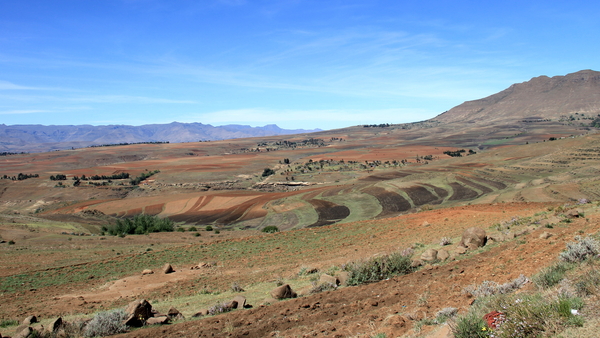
[
  {"x1": 0, "y1": 109, "x2": 52, "y2": 115},
  {"x1": 0, "y1": 80, "x2": 45, "y2": 90}
]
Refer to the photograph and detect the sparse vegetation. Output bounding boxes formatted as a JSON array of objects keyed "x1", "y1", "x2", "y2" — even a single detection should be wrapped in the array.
[
  {"x1": 343, "y1": 251, "x2": 414, "y2": 286},
  {"x1": 261, "y1": 225, "x2": 279, "y2": 233},
  {"x1": 83, "y1": 308, "x2": 128, "y2": 337}
]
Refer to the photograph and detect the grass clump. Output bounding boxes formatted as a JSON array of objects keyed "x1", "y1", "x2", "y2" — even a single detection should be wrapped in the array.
[
  {"x1": 343, "y1": 251, "x2": 414, "y2": 286},
  {"x1": 451, "y1": 312, "x2": 489, "y2": 338},
  {"x1": 83, "y1": 308, "x2": 128, "y2": 337},
  {"x1": 102, "y1": 214, "x2": 174, "y2": 236},
  {"x1": 0, "y1": 319, "x2": 18, "y2": 327},
  {"x1": 533, "y1": 261, "x2": 575, "y2": 289}
]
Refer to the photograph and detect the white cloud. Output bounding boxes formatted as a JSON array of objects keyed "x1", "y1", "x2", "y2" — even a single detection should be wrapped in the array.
[
  {"x1": 0, "y1": 80, "x2": 43, "y2": 90},
  {"x1": 0, "y1": 109, "x2": 51, "y2": 115}
]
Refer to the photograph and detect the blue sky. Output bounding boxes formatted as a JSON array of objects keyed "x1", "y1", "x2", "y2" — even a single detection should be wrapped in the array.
[{"x1": 1, "y1": 0, "x2": 599, "y2": 130}]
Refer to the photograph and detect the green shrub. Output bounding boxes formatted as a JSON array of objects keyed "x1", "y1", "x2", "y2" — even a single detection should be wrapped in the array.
[
  {"x1": 8, "y1": 240, "x2": 15, "y2": 245},
  {"x1": 83, "y1": 308, "x2": 128, "y2": 337},
  {"x1": 262, "y1": 226, "x2": 279, "y2": 233},
  {"x1": 343, "y1": 252, "x2": 414, "y2": 285},
  {"x1": 205, "y1": 225, "x2": 213, "y2": 231},
  {"x1": 102, "y1": 214, "x2": 174, "y2": 236},
  {"x1": 188, "y1": 226, "x2": 197, "y2": 231},
  {"x1": 176, "y1": 227, "x2": 185, "y2": 232},
  {"x1": 533, "y1": 261, "x2": 575, "y2": 289}
]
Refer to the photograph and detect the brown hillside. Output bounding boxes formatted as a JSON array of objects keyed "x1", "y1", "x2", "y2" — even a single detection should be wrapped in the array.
[{"x1": 434, "y1": 69, "x2": 600, "y2": 123}]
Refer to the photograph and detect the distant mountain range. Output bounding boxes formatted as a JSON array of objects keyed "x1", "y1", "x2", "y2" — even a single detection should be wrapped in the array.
[
  {"x1": 434, "y1": 69, "x2": 600, "y2": 123},
  {"x1": 0, "y1": 122, "x2": 321, "y2": 153}
]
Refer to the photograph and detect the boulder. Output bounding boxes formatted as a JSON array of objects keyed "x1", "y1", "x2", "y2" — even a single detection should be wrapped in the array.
[
  {"x1": 162, "y1": 263, "x2": 174, "y2": 274},
  {"x1": 437, "y1": 249, "x2": 450, "y2": 261},
  {"x1": 460, "y1": 227, "x2": 486, "y2": 250},
  {"x1": 410, "y1": 259, "x2": 424, "y2": 267},
  {"x1": 13, "y1": 326, "x2": 32, "y2": 338},
  {"x1": 539, "y1": 231, "x2": 553, "y2": 239},
  {"x1": 146, "y1": 316, "x2": 170, "y2": 325},
  {"x1": 270, "y1": 284, "x2": 297, "y2": 299},
  {"x1": 141, "y1": 269, "x2": 154, "y2": 275},
  {"x1": 22, "y1": 316, "x2": 38, "y2": 326},
  {"x1": 420, "y1": 249, "x2": 438, "y2": 262},
  {"x1": 487, "y1": 233, "x2": 505, "y2": 243},
  {"x1": 335, "y1": 271, "x2": 350, "y2": 286},
  {"x1": 124, "y1": 299, "x2": 153, "y2": 327},
  {"x1": 49, "y1": 317, "x2": 63, "y2": 332},
  {"x1": 230, "y1": 295, "x2": 247, "y2": 309},
  {"x1": 167, "y1": 307, "x2": 185, "y2": 320},
  {"x1": 319, "y1": 274, "x2": 340, "y2": 286},
  {"x1": 421, "y1": 221, "x2": 430, "y2": 227}
]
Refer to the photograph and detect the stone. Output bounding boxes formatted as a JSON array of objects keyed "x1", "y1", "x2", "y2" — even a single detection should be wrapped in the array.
[
  {"x1": 124, "y1": 299, "x2": 153, "y2": 327},
  {"x1": 421, "y1": 221, "x2": 430, "y2": 227},
  {"x1": 460, "y1": 227, "x2": 486, "y2": 249},
  {"x1": 49, "y1": 317, "x2": 63, "y2": 332},
  {"x1": 539, "y1": 216, "x2": 562, "y2": 227},
  {"x1": 22, "y1": 316, "x2": 38, "y2": 326},
  {"x1": 319, "y1": 274, "x2": 340, "y2": 286},
  {"x1": 13, "y1": 326, "x2": 32, "y2": 338},
  {"x1": 167, "y1": 307, "x2": 185, "y2": 320},
  {"x1": 162, "y1": 263, "x2": 174, "y2": 274},
  {"x1": 539, "y1": 231, "x2": 553, "y2": 239},
  {"x1": 270, "y1": 284, "x2": 297, "y2": 299},
  {"x1": 455, "y1": 246, "x2": 467, "y2": 255},
  {"x1": 141, "y1": 269, "x2": 154, "y2": 275},
  {"x1": 420, "y1": 248, "x2": 438, "y2": 261},
  {"x1": 566, "y1": 208, "x2": 583, "y2": 218},
  {"x1": 192, "y1": 309, "x2": 209, "y2": 318},
  {"x1": 230, "y1": 295, "x2": 247, "y2": 309},
  {"x1": 487, "y1": 233, "x2": 505, "y2": 243},
  {"x1": 336, "y1": 271, "x2": 350, "y2": 286},
  {"x1": 146, "y1": 316, "x2": 170, "y2": 325},
  {"x1": 437, "y1": 249, "x2": 450, "y2": 261},
  {"x1": 410, "y1": 259, "x2": 423, "y2": 267}
]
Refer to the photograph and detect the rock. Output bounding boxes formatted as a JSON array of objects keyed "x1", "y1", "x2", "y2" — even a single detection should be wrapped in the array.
[
  {"x1": 192, "y1": 309, "x2": 209, "y2": 318},
  {"x1": 22, "y1": 316, "x2": 38, "y2": 325},
  {"x1": 410, "y1": 259, "x2": 423, "y2": 267},
  {"x1": 539, "y1": 231, "x2": 553, "y2": 239},
  {"x1": 231, "y1": 295, "x2": 247, "y2": 309},
  {"x1": 383, "y1": 315, "x2": 407, "y2": 329},
  {"x1": 270, "y1": 284, "x2": 297, "y2": 299},
  {"x1": 49, "y1": 317, "x2": 63, "y2": 332},
  {"x1": 421, "y1": 221, "x2": 430, "y2": 227},
  {"x1": 162, "y1": 263, "x2": 174, "y2": 274},
  {"x1": 460, "y1": 227, "x2": 486, "y2": 249},
  {"x1": 296, "y1": 285, "x2": 313, "y2": 297},
  {"x1": 437, "y1": 249, "x2": 450, "y2": 261},
  {"x1": 455, "y1": 246, "x2": 467, "y2": 255},
  {"x1": 566, "y1": 208, "x2": 583, "y2": 218},
  {"x1": 261, "y1": 297, "x2": 278, "y2": 306},
  {"x1": 487, "y1": 233, "x2": 505, "y2": 243},
  {"x1": 483, "y1": 310, "x2": 505, "y2": 329},
  {"x1": 420, "y1": 248, "x2": 438, "y2": 261},
  {"x1": 146, "y1": 316, "x2": 170, "y2": 325},
  {"x1": 13, "y1": 326, "x2": 32, "y2": 338},
  {"x1": 336, "y1": 271, "x2": 350, "y2": 286},
  {"x1": 539, "y1": 216, "x2": 562, "y2": 227},
  {"x1": 167, "y1": 307, "x2": 185, "y2": 320},
  {"x1": 141, "y1": 269, "x2": 154, "y2": 275},
  {"x1": 124, "y1": 299, "x2": 153, "y2": 327},
  {"x1": 191, "y1": 262, "x2": 213, "y2": 270},
  {"x1": 319, "y1": 274, "x2": 340, "y2": 286}
]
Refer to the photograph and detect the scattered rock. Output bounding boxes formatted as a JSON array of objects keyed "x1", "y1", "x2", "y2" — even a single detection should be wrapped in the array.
[
  {"x1": 487, "y1": 233, "x2": 505, "y2": 243},
  {"x1": 192, "y1": 309, "x2": 209, "y2": 318},
  {"x1": 539, "y1": 231, "x2": 553, "y2": 239},
  {"x1": 566, "y1": 208, "x2": 583, "y2": 218},
  {"x1": 455, "y1": 246, "x2": 467, "y2": 255},
  {"x1": 539, "y1": 216, "x2": 562, "y2": 227},
  {"x1": 167, "y1": 307, "x2": 185, "y2": 320},
  {"x1": 162, "y1": 263, "x2": 174, "y2": 274},
  {"x1": 437, "y1": 249, "x2": 450, "y2": 261},
  {"x1": 421, "y1": 221, "x2": 430, "y2": 227},
  {"x1": 22, "y1": 315, "x2": 38, "y2": 326},
  {"x1": 270, "y1": 284, "x2": 297, "y2": 299},
  {"x1": 231, "y1": 295, "x2": 247, "y2": 309},
  {"x1": 319, "y1": 274, "x2": 340, "y2": 286},
  {"x1": 141, "y1": 269, "x2": 154, "y2": 275},
  {"x1": 125, "y1": 299, "x2": 153, "y2": 327},
  {"x1": 460, "y1": 227, "x2": 487, "y2": 250},
  {"x1": 420, "y1": 248, "x2": 438, "y2": 262},
  {"x1": 410, "y1": 259, "x2": 424, "y2": 267},
  {"x1": 191, "y1": 262, "x2": 214, "y2": 269},
  {"x1": 146, "y1": 316, "x2": 170, "y2": 325},
  {"x1": 383, "y1": 315, "x2": 407, "y2": 329}
]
